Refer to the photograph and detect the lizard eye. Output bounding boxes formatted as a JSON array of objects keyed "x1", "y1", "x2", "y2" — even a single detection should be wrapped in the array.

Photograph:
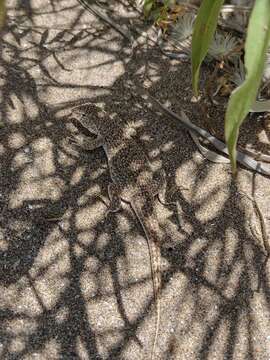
[{"x1": 76, "y1": 111, "x2": 87, "y2": 119}]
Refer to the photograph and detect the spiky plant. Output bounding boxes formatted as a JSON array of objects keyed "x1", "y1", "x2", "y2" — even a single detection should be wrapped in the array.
[
  {"x1": 171, "y1": 12, "x2": 195, "y2": 41},
  {"x1": 169, "y1": 12, "x2": 195, "y2": 53},
  {"x1": 231, "y1": 58, "x2": 245, "y2": 86},
  {"x1": 208, "y1": 32, "x2": 239, "y2": 60}
]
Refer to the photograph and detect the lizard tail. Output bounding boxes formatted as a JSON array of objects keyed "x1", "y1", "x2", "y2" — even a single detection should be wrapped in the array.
[
  {"x1": 149, "y1": 240, "x2": 161, "y2": 360},
  {"x1": 131, "y1": 197, "x2": 161, "y2": 360}
]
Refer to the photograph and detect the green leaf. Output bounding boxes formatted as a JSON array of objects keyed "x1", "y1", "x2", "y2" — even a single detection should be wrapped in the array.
[
  {"x1": 0, "y1": 0, "x2": 5, "y2": 28},
  {"x1": 225, "y1": 0, "x2": 270, "y2": 174},
  {"x1": 191, "y1": 0, "x2": 224, "y2": 96},
  {"x1": 150, "y1": 7, "x2": 162, "y2": 22},
  {"x1": 143, "y1": 0, "x2": 155, "y2": 18}
]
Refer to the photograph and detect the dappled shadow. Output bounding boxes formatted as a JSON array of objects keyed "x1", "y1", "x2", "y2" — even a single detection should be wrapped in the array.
[{"x1": 0, "y1": 0, "x2": 269, "y2": 359}]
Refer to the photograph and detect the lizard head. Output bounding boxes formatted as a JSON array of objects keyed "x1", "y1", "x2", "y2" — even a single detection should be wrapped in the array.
[{"x1": 71, "y1": 102, "x2": 106, "y2": 135}]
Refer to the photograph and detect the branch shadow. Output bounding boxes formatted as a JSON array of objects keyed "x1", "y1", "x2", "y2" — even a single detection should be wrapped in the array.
[{"x1": 0, "y1": 1, "x2": 269, "y2": 359}]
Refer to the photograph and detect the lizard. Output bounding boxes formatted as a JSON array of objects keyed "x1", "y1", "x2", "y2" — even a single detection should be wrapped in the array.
[{"x1": 69, "y1": 102, "x2": 174, "y2": 359}]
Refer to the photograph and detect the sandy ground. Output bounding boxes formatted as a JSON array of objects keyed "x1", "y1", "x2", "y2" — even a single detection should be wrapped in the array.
[{"x1": 0, "y1": 1, "x2": 270, "y2": 359}]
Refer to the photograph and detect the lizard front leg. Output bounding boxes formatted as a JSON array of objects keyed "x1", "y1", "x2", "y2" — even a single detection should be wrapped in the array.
[
  {"x1": 69, "y1": 134, "x2": 103, "y2": 151},
  {"x1": 153, "y1": 169, "x2": 177, "y2": 207}
]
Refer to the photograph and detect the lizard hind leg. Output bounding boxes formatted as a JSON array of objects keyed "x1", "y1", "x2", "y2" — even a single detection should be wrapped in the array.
[
  {"x1": 153, "y1": 169, "x2": 176, "y2": 207},
  {"x1": 105, "y1": 183, "x2": 122, "y2": 216},
  {"x1": 153, "y1": 169, "x2": 183, "y2": 229}
]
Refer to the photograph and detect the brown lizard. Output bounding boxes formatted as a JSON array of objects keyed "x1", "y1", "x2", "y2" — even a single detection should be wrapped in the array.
[{"x1": 69, "y1": 102, "x2": 173, "y2": 359}]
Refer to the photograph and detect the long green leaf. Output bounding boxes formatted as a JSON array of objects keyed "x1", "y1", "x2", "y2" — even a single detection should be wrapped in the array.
[
  {"x1": 225, "y1": 0, "x2": 270, "y2": 173},
  {"x1": 0, "y1": 0, "x2": 5, "y2": 28},
  {"x1": 143, "y1": 0, "x2": 155, "y2": 17},
  {"x1": 191, "y1": 0, "x2": 224, "y2": 96}
]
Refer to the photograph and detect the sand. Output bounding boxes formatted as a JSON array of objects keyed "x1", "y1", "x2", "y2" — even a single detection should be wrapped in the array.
[{"x1": 0, "y1": 1, "x2": 269, "y2": 359}]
